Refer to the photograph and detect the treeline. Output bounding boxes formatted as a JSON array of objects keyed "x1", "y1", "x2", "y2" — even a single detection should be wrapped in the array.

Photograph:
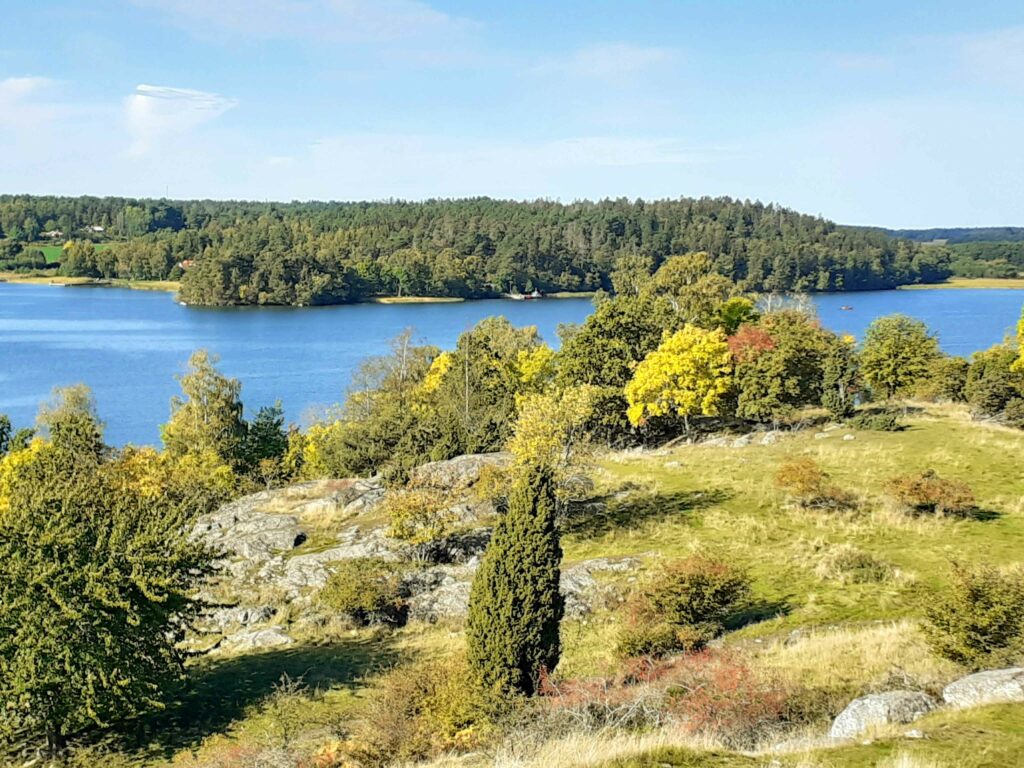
[
  {"x1": 882, "y1": 227, "x2": 1024, "y2": 244},
  {"x1": 947, "y1": 241, "x2": 1024, "y2": 279},
  {"x1": 0, "y1": 195, "x2": 952, "y2": 303}
]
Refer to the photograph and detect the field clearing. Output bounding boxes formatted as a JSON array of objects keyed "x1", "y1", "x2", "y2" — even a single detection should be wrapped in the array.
[
  {"x1": 33, "y1": 242, "x2": 111, "y2": 264},
  {"x1": 0, "y1": 272, "x2": 179, "y2": 292},
  {"x1": 559, "y1": 405, "x2": 1024, "y2": 674},
  {"x1": 903, "y1": 277, "x2": 1024, "y2": 289}
]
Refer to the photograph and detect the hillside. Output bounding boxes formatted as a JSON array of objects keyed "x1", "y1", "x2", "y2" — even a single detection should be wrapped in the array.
[
  {"x1": 0, "y1": 195, "x2": 951, "y2": 305},
  {"x1": 879, "y1": 227, "x2": 1024, "y2": 244},
  {"x1": 50, "y1": 404, "x2": 1023, "y2": 768}
]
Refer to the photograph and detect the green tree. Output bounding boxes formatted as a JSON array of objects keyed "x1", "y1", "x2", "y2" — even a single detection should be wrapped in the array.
[
  {"x1": 732, "y1": 310, "x2": 833, "y2": 423},
  {"x1": 965, "y1": 344, "x2": 1024, "y2": 416},
  {"x1": 860, "y1": 314, "x2": 941, "y2": 399},
  {"x1": 244, "y1": 401, "x2": 288, "y2": 468},
  {"x1": 162, "y1": 350, "x2": 247, "y2": 466},
  {"x1": 466, "y1": 466, "x2": 563, "y2": 697},
  {"x1": 0, "y1": 396, "x2": 212, "y2": 752},
  {"x1": 821, "y1": 335, "x2": 859, "y2": 418},
  {"x1": 0, "y1": 414, "x2": 10, "y2": 456}
]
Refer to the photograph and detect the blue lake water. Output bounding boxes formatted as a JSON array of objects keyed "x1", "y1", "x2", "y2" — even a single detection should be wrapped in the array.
[{"x1": 1, "y1": 283, "x2": 1021, "y2": 445}]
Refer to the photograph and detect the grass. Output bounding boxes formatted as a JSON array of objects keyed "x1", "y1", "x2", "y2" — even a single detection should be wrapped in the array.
[
  {"x1": 902, "y1": 277, "x2": 1024, "y2": 289},
  {"x1": 0, "y1": 271, "x2": 179, "y2": 292},
  {"x1": 369, "y1": 295, "x2": 465, "y2": 304},
  {"x1": 601, "y1": 705, "x2": 1024, "y2": 768},
  {"x1": 561, "y1": 405, "x2": 1024, "y2": 660},
  {"x1": 32, "y1": 242, "x2": 111, "y2": 264}
]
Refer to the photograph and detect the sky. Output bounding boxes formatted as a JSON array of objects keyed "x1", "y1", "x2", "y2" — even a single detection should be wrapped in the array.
[{"x1": 1, "y1": 1, "x2": 1023, "y2": 228}]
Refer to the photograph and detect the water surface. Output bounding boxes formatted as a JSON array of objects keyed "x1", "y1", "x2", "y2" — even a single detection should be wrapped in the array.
[{"x1": 1, "y1": 284, "x2": 1020, "y2": 445}]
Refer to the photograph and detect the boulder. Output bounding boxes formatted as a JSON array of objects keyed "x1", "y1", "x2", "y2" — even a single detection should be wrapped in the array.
[
  {"x1": 942, "y1": 668, "x2": 1024, "y2": 709},
  {"x1": 193, "y1": 507, "x2": 304, "y2": 561},
  {"x1": 409, "y1": 452, "x2": 511, "y2": 491},
  {"x1": 220, "y1": 626, "x2": 295, "y2": 653},
  {"x1": 405, "y1": 565, "x2": 475, "y2": 623},
  {"x1": 829, "y1": 691, "x2": 937, "y2": 739},
  {"x1": 560, "y1": 557, "x2": 639, "y2": 618},
  {"x1": 206, "y1": 605, "x2": 277, "y2": 631}
]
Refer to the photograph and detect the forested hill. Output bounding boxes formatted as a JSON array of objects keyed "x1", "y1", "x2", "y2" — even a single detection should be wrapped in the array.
[
  {"x1": 0, "y1": 195, "x2": 951, "y2": 305},
  {"x1": 878, "y1": 227, "x2": 1024, "y2": 244}
]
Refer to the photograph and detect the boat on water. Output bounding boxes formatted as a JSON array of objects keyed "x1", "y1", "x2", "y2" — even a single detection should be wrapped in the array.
[
  {"x1": 840, "y1": 305, "x2": 854, "y2": 310},
  {"x1": 506, "y1": 289, "x2": 544, "y2": 301}
]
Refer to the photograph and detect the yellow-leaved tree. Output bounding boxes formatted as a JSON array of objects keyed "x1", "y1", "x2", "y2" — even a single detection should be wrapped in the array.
[{"x1": 624, "y1": 326, "x2": 733, "y2": 430}]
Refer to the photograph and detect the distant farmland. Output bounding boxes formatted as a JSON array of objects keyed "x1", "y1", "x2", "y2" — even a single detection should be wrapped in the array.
[{"x1": 36, "y1": 243, "x2": 110, "y2": 265}]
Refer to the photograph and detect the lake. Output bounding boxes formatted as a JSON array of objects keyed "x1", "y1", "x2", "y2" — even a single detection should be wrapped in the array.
[{"x1": 1, "y1": 284, "x2": 1021, "y2": 445}]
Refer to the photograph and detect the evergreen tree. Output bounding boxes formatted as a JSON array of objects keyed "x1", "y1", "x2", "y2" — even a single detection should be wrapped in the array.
[
  {"x1": 466, "y1": 466, "x2": 563, "y2": 697},
  {"x1": 0, "y1": 391, "x2": 212, "y2": 753},
  {"x1": 821, "y1": 335, "x2": 859, "y2": 418},
  {"x1": 0, "y1": 413, "x2": 10, "y2": 456},
  {"x1": 244, "y1": 401, "x2": 288, "y2": 468}
]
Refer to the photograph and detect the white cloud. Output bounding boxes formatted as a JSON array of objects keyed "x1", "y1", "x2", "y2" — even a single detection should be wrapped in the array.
[
  {"x1": 132, "y1": 0, "x2": 478, "y2": 43},
  {"x1": 532, "y1": 43, "x2": 677, "y2": 80},
  {"x1": 960, "y1": 26, "x2": 1024, "y2": 87},
  {"x1": 125, "y1": 84, "x2": 237, "y2": 156},
  {"x1": 0, "y1": 77, "x2": 58, "y2": 127}
]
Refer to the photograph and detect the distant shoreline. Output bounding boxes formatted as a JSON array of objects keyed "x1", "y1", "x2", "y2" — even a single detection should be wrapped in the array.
[{"x1": 900, "y1": 277, "x2": 1024, "y2": 290}]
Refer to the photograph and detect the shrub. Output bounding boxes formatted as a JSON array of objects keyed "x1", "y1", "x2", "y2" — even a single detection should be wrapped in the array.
[
  {"x1": 886, "y1": 470, "x2": 975, "y2": 517},
  {"x1": 917, "y1": 356, "x2": 969, "y2": 402},
  {"x1": 617, "y1": 556, "x2": 750, "y2": 659},
  {"x1": 342, "y1": 656, "x2": 495, "y2": 765},
  {"x1": 318, "y1": 558, "x2": 407, "y2": 625},
  {"x1": 965, "y1": 344, "x2": 1023, "y2": 417},
  {"x1": 774, "y1": 458, "x2": 856, "y2": 510},
  {"x1": 1003, "y1": 398, "x2": 1024, "y2": 429},
  {"x1": 812, "y1": 544, "x2": 893, "y2": 585},
  {"x1": 380, "y1": 487, "x2": 458, "y2": 558},
  {"x1": 848, "y1": 408, "x2": 905, "y2": 431},
  {"x1": 664, "y1": 651, "x2": 792, "y2": 749},
  {"x1": 924, "y1": 563, "x2": 1024, "y2": 668}
]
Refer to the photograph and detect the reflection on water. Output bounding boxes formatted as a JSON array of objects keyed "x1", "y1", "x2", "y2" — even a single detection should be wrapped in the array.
[{"x1": 1, "y1": 284, "x2": 1021, "y2": 445}]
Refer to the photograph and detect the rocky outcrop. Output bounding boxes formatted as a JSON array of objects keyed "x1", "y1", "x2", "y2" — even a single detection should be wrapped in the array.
[
  {"x1": 220, "y1": 626, "x2": 295, "y2": 653},
  {"x1": 409, "y1": 452, "x2": 511, "y2": 491},
  {"x1": 829, "y1": 691, "x2": 937, "y2": 739},
  {"x1": 942, "y1": 668, "x2": 1024, "y2": 709},
  {"x1": 560, "y1": 557, "x2": 639, "y2": 618}
]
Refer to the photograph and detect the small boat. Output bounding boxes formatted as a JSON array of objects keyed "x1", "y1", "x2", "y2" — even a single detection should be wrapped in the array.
[{"x1": 840, "y1": 305, "x2": 854, "y2": 311}]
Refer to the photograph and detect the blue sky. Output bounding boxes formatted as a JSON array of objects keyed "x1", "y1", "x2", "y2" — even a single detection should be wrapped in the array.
[{"x1": 1, "y1": 1, "x2": 1022, "y2": 227}]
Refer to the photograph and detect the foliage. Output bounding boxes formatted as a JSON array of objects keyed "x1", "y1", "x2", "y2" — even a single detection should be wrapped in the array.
[
  {"x1": 1003, "y1": 398, "x2": 1024, "y2": 429},
  {"x1": 0, "y1": 194, "x2": 950, "y2": 304},
  {"x1": 624, "y1": 326, "x2": 733, "y2": 428},
  {"x1": 618, "y1": 556, "x2": 751, "y2": 658},
  {"x1": 860, "y1": 314, "x2": 941, "y2": 398},
  {"x1": 318, "y1": 558, "x2": 407, "y2": 626},
  {"x1": 467, "y1": 466, "x2": 563, "y2": 697},
  {"x1": 821, "y1": 335, "x2": 860, "y2": 418},
  {"x1": 812, "y1": 544, "x2": 893, "y2": 585},
  {"x1": 162, "y1": 350, "x2": 247, "y2": 466},
  {"x1": 0, "y1": 394, "x2": 212, "y2": 752},
  {"x1": 507, "y1": 385, "x2": 596, "y2": 474},
  {"x1": 924, "y1": 563, "x2": 1024, "y2": 668},
  {"x1": 664, "y1": 651, "x2": 793, "y2": 749},
  {"x1": 382, "y1": 487, "x2": 459, "y2": 552},
  {"x1": 965, "y1": 343, "x2": 1024, "y2": 417},
  {"x1": 886, "y1": 469, "x2": 976, "y2": 516},
  {"x1": 732, "y1": 310, "x2": 835, "y2": 423},
  {"x1": 0, "y1": 413, "x2": 10, "y2": 456},
  {"x1": 647, "y1": 252, "x2": 740, "y2": 328},
  {"x1": 774, "y1": 458, "x2": 856, "y2": 510},
  {"x1": 848, "y1": 407, "x2": 906, "y2": 431},
  {"x1": 918, "y1": 355, "x2": 970, "y2": 402},
  {"x1": 243, "y1": 401, "x2": 288, "y2": 473},
  {"x1": 342, "y1": 656, "x2": 494, "y2": 765}
]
